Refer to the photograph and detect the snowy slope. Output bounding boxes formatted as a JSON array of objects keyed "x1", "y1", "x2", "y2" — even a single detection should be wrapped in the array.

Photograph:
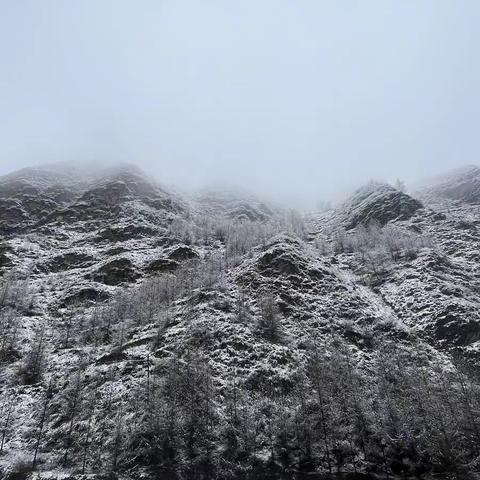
[{"x1": 0, "y1": 163, "x2": 479, "y2": 479}]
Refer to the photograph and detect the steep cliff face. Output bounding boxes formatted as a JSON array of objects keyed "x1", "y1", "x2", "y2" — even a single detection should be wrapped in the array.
[
  {"x1": 0, "y1": 163, "x2": 479, "y2": 479},
  {"x1": 336, "y1": 182, "x2": 423, "y2": 229}
]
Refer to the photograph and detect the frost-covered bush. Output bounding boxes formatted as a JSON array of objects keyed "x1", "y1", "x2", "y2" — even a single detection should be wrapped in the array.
[
  {"x1": 0, "y1": 308, "x2": 19, "y2": 364},
  {"x1": 167, "y1": 210, "x2": 308, "y2": 267},
  {"x1": 17, "y1": 327, "x2": 46, "y2": 385},
  {"x1": 334, "y1": 222, "x2": 433, "y2": 259},
  {"x1": 0, "y1": 274, "x2": 32, "y2": 312},
  {"x1": 333, "y1": 222, "x2": 434, "y2": 282}
]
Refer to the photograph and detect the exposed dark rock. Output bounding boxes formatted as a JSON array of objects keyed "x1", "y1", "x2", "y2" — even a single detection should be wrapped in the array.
[
  {"x1": 168, "y1": 245, "x2": 199, "y2": 261},
  {"x1": 0, "y1": 198, "x2": 28, "y2": 223},
  {"x1": 418, "y1": 251, "x2": 455, "y2": 272},
  {"x1": 96, "y1": 347, "x2": 128, "y2": 365},
  {"x1": 104, "y1": 246, "x2": 128, "y2": 256},
  {"x1": 62, "y1": 287, "x2": 111, "y2": 306},
  {"x1": 97, "y1": 224, "x2": 160, "y2": 242},
  {"x1": 154, "y1": 236, "x2": 182, "y2": 247},
  {"x1": 91, "y1": 258, "x2": 139, "y2": 285},
  {"x1": 430, "y1": 212, "x2": 447, "y2": 221},
  {"x1": 38, "y1": 252, "x2": 95, "y2": 273},
  {"x1": 255, "y1": 236, "x2": 326, "y2": 282},
  {"x1": 0, "y1": 253, "x2": 12, "y2": 269},
  {"x1": 258, "y1": 245, "x2": 304, "y2": 276},
  {"x1": 455, "y1": 220, "x2": 476, "y2": 231},
  {"x1": 0, "y1": 244, "x2": 13, "y2": 269},
  {"x1": 35, "y1": 165, "x2": 185, "y2": 229},
  {"x1": 432, "y1": 304, "x2": 480, "y2": 345},
  {"x1": 0, "y1": 166, "x2": 85, "y2": 233},
  {"x1": 408, "y1": 224, "x2": 423, "y2": 234},
  {"x1": 0, "y1": 198, "x2": 29, "y2": 234},
  {"x1": 342, "y1": 183, "x2": 423, "y2": 229},
  {"x1": 146, "y1": 258, "x2": 179, "y2": 274}
]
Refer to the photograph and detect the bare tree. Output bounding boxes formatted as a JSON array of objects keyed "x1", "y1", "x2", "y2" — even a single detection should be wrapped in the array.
[
  {"x1": 19, "y1": 326, "x2": 46, "y2": 384},
  {"x1": 0, "y1": 391, "x2": 16, "y2": 453},
  {"x1": 62, "y1": 366, "x2": 84, "y2": 467},
  {"x1": 257, "y1": 293, "x2": 282, "y2": 341},
  {"x1": 32, "y1": 377, "x2": 56, "y2": 469}
]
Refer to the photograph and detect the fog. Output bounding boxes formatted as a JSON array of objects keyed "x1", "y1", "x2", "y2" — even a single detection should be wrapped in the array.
[{"x1": 1, "y1": 1, "x2": 479, "y2": 206}]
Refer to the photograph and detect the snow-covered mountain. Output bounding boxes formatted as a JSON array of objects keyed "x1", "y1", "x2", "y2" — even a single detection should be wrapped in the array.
[
  {"x1": 416, "y1": 164, "x2": 480, "y2": 204},
  {"x1": 0, "y1": 163, "x2": 479, "y2": 480}
]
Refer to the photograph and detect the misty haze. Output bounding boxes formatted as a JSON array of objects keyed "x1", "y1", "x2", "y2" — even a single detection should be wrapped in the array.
[{"x1": 1, "y1": 2, "x2": 480, "y2": 480}]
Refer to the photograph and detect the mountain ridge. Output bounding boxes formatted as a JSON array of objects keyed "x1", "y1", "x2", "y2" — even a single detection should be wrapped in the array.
[{"x1": 0, "y1": 163, "x2": 479, "y2": 479}]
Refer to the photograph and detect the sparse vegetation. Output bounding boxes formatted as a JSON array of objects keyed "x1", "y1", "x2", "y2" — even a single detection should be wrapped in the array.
[
  {"x1": 256, "y1": 293, "x2": 282, "y2": 341},
  {"x1": 332, "y1": 221, "x2": 435, "y2": 283},
  {"x1": 1, "y1": 164, "x2": 479, "y2": 480}
]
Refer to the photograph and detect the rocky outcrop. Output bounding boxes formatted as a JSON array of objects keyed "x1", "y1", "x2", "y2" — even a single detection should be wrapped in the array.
[
  {"x1": 0, "y1": 165, "x2": 87, "y2": 233},
  {"x1": 61, "y1": 286, "x2": 111, "y2": 306},
  {"x1": 168, "y1": 245, "x2": 199, "y2": 261},
  {"x1": 146, "y1": 258, "x2": 179, "y2": 274},
  {"x1": 90, "y1": 258, "x2": 139, "y2": 285},
  {"x1": 341, "y1": 183, "x2": 423, "y2": 229},
  {"x1": 0, "y1": 164, "x2": 187, "y2": 234},
  {"x1": 38, "y1": 252, "x2": 95, "y2": 273},
  {"x1": 96, "y1": 224, "x2": 160, "y2": 242}
]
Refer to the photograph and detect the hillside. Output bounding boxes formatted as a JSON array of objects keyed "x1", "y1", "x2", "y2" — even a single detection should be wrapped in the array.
[
  {"x1": 0, "y1": 164, "x2": 479, "y2": 480},
  {"x1": 416, "y1": 165, "x2": 480, "y2": 204}
]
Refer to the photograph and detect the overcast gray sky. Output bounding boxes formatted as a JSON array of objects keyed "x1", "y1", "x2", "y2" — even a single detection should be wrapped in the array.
[{"x1": 0, "y1": 1, "x2": 479, "y2": 205}]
